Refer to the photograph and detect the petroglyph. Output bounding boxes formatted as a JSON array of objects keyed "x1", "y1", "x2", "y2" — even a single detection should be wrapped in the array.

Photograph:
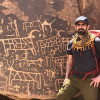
[
  {"x1": 0, "y1": 62, "x2": 4, "y2": 74},
  {"x1": 0, "y1": 26, "x2": 3, "y2": 34},
  {"x1": 28, "y1": 30, "x2": 39, "y2": 38},
  {"x1": 49, "y1": 56, "x2": 67, "y2": 76},
  {"x1": 1, "y1": 37, "x2": 36, "y2": 57},
  {"x1": 37, "y1": 35, "x2": 70, "y2": 55},
  {"x1": 1, "y1": 19, "x2": 4, "y2": 24},
  {"x1": 55, "y1": 79, "x2": 63, "y2": 91},
  {"x1": 0, "y1": 0, "x2": 73, "y2": 99},
  {"x1": 45, "y1": 69, "x2": 55, "y2": 82},
  {"x1": 23, "y1": 21, "x2": 41, "y2": 32},
  {"x1": 41, "y1": 19, "x2": 55, "y2": 38},
  {"x1": 23, "y1": 16, "x2": 56, "y2": 38},
  {"x1": 6, "y1": 17, "x2": 19, "y2": 37},
  {"x1": 8, "y1": 66, "x2": 45, "y2": 90},
  {"x1": 27, "y1": 58, "x2": 43, "y2": 67},
  {"x1": 0, "y1": 14, "x2": 70, "y2": 99}
]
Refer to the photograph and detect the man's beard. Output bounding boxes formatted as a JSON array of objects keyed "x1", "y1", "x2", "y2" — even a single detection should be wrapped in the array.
[{"x1": 78, "y1": 28, "x2": 87, "y2": 35}]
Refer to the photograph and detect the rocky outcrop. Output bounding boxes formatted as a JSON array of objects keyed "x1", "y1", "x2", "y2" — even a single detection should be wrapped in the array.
[{"x1": 0, "y1": 0, "x2": 99, "y2": 99}]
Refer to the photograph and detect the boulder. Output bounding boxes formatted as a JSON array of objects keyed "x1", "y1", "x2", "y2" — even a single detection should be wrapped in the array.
[{"x1": 0, "y1": 0, "x2": 99, "y2": 99}]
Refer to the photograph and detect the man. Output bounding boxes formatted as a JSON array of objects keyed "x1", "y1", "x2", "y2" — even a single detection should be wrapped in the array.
[{"x1": 56, "y1": 16, "x2": 100, "y2": 100}]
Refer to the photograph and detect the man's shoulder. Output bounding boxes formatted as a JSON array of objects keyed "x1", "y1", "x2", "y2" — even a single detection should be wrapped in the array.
[
  {"x1": 68, "y1": 39, "x2": 73, "y2": 48},
  {"x1": 94, "y1": 37, "x2": 100, "y2": 52},
  {"x1": 94, "y1": 37, "x2": 100, "y2": 43}
]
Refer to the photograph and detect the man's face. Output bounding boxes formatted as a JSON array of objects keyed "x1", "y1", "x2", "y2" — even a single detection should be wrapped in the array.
[{"x1": 75, "y1": 21, "x2": 90, "y2": 35}]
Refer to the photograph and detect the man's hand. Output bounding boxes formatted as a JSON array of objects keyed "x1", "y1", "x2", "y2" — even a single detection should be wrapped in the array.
[
  {"x1": 63, "y1": 78, "x2": 68, "y2": 83},
  {"x1": 90, "y1": 75, "x2": 100, "y2": 87}
]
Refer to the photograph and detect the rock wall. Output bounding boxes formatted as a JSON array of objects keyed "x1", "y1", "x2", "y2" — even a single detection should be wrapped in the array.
[{"x1": 0, "y1": 0, "x2": 99, "y2": 99}]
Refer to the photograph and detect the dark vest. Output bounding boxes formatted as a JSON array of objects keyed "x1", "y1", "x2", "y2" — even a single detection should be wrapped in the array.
[{"x1": 73, "y1": 48, "x2": 97, "y2": 73}]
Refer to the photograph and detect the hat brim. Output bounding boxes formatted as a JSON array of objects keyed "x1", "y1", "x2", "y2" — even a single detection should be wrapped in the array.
[{"x1": 75, "y1": 20, "x2": 89, "y2": 25}]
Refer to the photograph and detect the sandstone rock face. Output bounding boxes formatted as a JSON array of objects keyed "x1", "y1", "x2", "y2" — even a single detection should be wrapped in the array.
[
  {"x1": 78, "y1": 0, "x2": 100, "y2": 30},
  {"x1": 0, "y1": 0, "x2": 99, "y2": 99}
]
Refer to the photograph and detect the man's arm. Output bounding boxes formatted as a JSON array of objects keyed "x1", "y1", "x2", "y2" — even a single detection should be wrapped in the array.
[
  {"x1": 64, "y1": 55, "x2": 72, "y2": 83},
  {"x1": 90, "y1": 37, "x2": 100, "y2": 87}
]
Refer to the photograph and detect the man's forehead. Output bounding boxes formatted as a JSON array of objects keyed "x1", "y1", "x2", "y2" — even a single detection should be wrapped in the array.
[{"x1": 76, "y1": 21, "x2": 86, "y2": 24}]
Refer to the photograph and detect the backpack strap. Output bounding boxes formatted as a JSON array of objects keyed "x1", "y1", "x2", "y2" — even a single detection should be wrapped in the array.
[{"x1": 91, "y1": 45, "x2": 99, "y2": 71}]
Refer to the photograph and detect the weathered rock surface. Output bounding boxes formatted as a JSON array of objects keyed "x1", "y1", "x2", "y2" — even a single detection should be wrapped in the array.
[{"x1": 0, "y1": 0, "x2": 99, "y2": 100}]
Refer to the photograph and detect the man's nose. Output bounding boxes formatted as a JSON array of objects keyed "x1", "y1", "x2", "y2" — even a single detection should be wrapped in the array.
[{"x1": 79, "y1": 25, "x2": 83, "y2": 28}]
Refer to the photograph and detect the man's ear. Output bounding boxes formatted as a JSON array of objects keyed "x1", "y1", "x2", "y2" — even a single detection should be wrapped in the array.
[
  {"x1": 87, "y1": 25, "x2": 90, "y2": 30},
  {"x1": 75, "y1": 26, "x2": 76, "y2": 29}
]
